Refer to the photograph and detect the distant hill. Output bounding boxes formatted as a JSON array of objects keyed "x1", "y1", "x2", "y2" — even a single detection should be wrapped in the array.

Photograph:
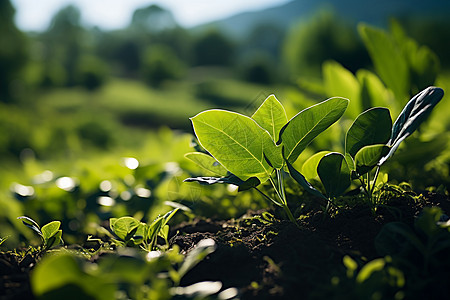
[{"x1": 192, "y1": 0, "x2": 450, "y2": 39}]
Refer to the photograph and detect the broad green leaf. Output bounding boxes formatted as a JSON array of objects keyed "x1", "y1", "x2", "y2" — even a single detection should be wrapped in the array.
[
  {"x1": 251, "y1": 94, "x2": 288, "y2": 141},
  {"x1": 302, "y1": 151, "x2": 332, "y2": 180},
  {"x1": 280, "y1": 97, "x2": 349, "y2": 164},
  {"x1": 354, "y1": 144, "x2": 390, "y2": 176},
  {"x1": 178, "y1": 239, "x2": 216, "y2": 278},
  {"x1": 323, "y1": 61, "x2": 360, "y2": 118},
  {"x1": 285, "y1": 157, "x2": 327, "y2": 200},
  {"x1": 110, "y1": 217, "x2": 141, "y2": 242},
  {"x1": 344, "y1": 153, "x2": 355, "y2": 172},
  {"x1": 317, "y1": 152, "x2": 351, "y2": 199},
  {"x1": 41, "y1": 221, "x2": 61, "y2": 242},
  {"x1": 45, "y1": 230, "x2": 62, "y2": 249},
  {"x1": 345, "y1": 107, "x2": 392, "y2": 158},
  {"x1": 379, "y1": 86, "x2": 444, "y2": 165},
  {"x1": 31, "y1": 254, "x2": 114, "y2": 300},
  {"x1": 358, "y1": 24, "x2": 409, "y2": 101},
  {"x1": 191, "y1": 109, "x2": 282, "y2": 181},
  {"x1": 184, "y1": 152, "x2": 228, "y2": 176}
]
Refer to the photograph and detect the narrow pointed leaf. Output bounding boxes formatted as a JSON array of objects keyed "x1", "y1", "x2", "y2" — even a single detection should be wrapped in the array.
[
  {"x1": 185, "y1": 152, "x2": 228, "y2": 176},
  {"x1": 161, "y1": 208, "x2": 180, "y2": 227},
  {"x1": 379, "y1": 86, "x2": 444, "y2": 165},
  {"x1": 191, "y1": 109, "x2": 282, "y2": 181},
  {"x1": 17, "y1": 216, "x2": 42, "y2": 237},
  {"x1": 318, "y1": 153, "x2": 351, "y2": 199},
  {"x1": 345, "y1": 107, "x2": 392, "y2": 158},
  {"x1": 280, "y1": 97, "x2": 348, "y2": 164},
  {"x1": 302, "y1": 151, "x2": 332, "y2": 180},
  {"x1": 251, "y1": 94, "x2": 288, "y2": 141},
  {"x1": 285, "y1": 158, "x2": 327, "y2": 200},
  {"x1": 355, "y1": 144, "x2": 390, "y2": 176}
]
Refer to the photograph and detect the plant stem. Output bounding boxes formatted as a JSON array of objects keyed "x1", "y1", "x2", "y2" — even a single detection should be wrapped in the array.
[
  {"x1": 276, "y1": 169, "x2": 299, "y2": 227},
  {"x1": 359, "y1": 177, "x2": 370, "y2": 196},
  {"x1": 254, "y1": 187, "x2": 283, "y2": 207},
  {"x1": 370, "y1": 166, "x2": 381, "y2": 196}
]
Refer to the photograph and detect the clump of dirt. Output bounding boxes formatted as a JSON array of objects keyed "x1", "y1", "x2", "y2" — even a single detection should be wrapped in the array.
[{"x1": 171, "y1": 191, "x2": 450, "y2": 299}]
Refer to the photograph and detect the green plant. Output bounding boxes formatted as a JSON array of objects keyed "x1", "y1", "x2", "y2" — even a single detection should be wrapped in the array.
[
  {"x1": 109, "y1": 209, "x2": 179, "y2": 251},
  {"x1": 17, "y1": 216, "x2": 63, "y2": 250},
  {"x1": 302, "y1": 86, "x2": 444, "y2": 209},
  {"x1": 331, "y1": 206, "x2": 450, "y2": 300},
  {"x1": 185, "y1": 94, "x2": 348, "y2": 224},
  {"x1": 30, "y1": 238, "x2": 230, "y2": 300}
]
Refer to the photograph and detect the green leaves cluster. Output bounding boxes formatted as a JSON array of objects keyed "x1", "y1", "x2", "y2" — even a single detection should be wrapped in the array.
[
  {"x1": 17, "y1": 216, "x2": 63, "y2": 250},
  {"x1": 186, "y1": 86, "x2": 444, "y2": 218},
  {"x1": 109, "y1": 209, "x2": 178, "y2": 251},
  {"x1": 185, "y1": 94, "x2": 348, "y2": 223}
]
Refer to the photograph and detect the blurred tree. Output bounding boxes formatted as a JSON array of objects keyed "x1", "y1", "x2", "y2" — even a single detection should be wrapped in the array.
[
  {"x1": 141, "y1": 44, "x2": 185, "y2": 88},
  {"x1": 240, "y1": 52, "x2": 276, "y2": 85},
  {"x1": 0, "y1": 0, "x2": 28, "y2": 103},
  {"x1": 283, "y1": 10, "x2": 369, "y2": 79},
  {"x1": 76, "y1": 55, "x2": 108, "y2": 91},
  {"x1": 39, "y1": 5, "x2": 85, "y2": 87},
  {"x1": 130, "y1": 4, "x2": 177, "y2": 33},
  {"x1": 114, "y1": 39, "x2": 141, "y2": 76},
  {"x1": 193, "y1": 31, "x2": 235, "y2": 66},
  {"x1": 246, "y1": 23, "x2": 285, "y2": 60}
]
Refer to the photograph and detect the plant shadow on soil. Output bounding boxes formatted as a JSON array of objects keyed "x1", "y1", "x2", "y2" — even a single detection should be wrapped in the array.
[{"x1": 171, "y1": 191, "x2": 450, "y2": 300}]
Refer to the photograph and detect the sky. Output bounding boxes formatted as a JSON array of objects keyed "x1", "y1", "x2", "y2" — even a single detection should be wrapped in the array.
[{"x1": 11, "y1": 0, "x2": 292, "y2": 32}]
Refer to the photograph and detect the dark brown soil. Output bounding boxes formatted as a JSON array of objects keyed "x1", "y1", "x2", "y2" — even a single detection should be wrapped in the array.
[
  {"x1": 171, "y1": 191, "x2": 450, "y2": 300},
  {"x1": 1, "y1": 191, "x2": 449, "y2": 300}
]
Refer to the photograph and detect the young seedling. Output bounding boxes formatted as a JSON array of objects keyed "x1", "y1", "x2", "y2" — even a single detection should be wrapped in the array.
[
  {"x1": 17, "y1": 216, "x2": 63, "y2": 250},
  {"x1": 302, "y1": 86, "x2": 444, "y2": 209},
  {"x1": 109, "y1": 208, "x2": 179, "y2": 251},
  {"x1": 185, "y1": 94, "x2": 349, "y2": 225}
]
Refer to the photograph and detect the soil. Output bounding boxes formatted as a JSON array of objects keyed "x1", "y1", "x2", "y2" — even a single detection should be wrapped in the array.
[
  {"x1": 171, "y1": 191, "x2": 450, "y2": 299},
  {"x1": 1, "y1": 191, "x2": 449, "y2": 300}
]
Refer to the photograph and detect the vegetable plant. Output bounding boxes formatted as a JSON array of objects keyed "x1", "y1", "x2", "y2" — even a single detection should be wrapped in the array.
[
  {"x1": 17, "y1": 216, "x2": 63, "y2": 250},
  {"x1": 303, "y1": 86, "x2": 444, "y2": 208},
  {"x1": 109, "y1": 208, "x2": 179, "y2": 251},
  {"x1": 185, "y1": 94, "x2": 349, "y2": 224}
]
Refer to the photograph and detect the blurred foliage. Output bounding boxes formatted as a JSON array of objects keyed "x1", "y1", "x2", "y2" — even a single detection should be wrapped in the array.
[
  {"x1": 193, "y1": 30, "x2": 235, "y2": 66},
  {"x1": 282, "y1": 10, "x2": 370, "y2": 79},
  {"x1": 0, "y1": 0, "x2": 28, "y2": 102},
  {"x1": 1, "y1": 0, "x2": 450, "y2": 252}
]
